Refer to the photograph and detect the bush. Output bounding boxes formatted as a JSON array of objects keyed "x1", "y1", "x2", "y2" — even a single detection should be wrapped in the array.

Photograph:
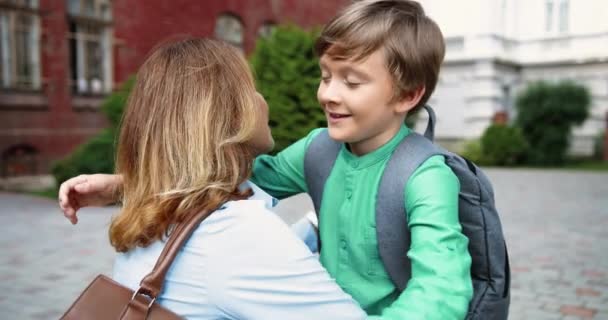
[
  {"x1": 250, "y1": 25, "x2": 326, "y2": 152},
  {"x1": 480, "y1": 124, "x2": 528, "y2": 166},
  {"x1": 51, "y1": 129, "x2": 116, "y2": 185},
  {"x1": 102, "y1": 77, "x2": 134, "y2": 128},
  {"x1": 460, "y1": 139, "x2": 486, "y2": 165},
  {"x1": 51, "y1": 79, "x2": 134, "y2": 186},
  {"x1": 515, "y1": 81, "x2": 591, "y2": 165}
]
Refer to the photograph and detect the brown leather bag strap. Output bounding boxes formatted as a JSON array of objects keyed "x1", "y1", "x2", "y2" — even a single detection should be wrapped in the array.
[{"x1": 137, "y1": 208, "x2": 212, "y2": 298}]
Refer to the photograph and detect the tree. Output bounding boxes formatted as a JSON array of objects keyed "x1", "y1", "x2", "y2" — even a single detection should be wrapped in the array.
[
  {"x1": 515, "y1": 81, "x2": 590, "y2": 165},
  {"x1": 250, "y1": 25, "x2": 326, "y2": 152}
]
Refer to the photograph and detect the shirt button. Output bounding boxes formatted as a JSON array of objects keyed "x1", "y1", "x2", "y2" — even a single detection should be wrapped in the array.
[
  {"x1": 346, "y1": 191, "x2": 352, "y2": 199},
  {"x1": 352, "y1": 161, "x2": 359, "y2": 168},
  {"x1": 340, "y1": 240, "x2": 347, "y2": 249}
]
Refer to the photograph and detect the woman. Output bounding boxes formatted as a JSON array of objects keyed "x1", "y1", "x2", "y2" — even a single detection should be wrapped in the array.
[{"x1": 87, "y1": 38, "x2": 365, "y2": 319}]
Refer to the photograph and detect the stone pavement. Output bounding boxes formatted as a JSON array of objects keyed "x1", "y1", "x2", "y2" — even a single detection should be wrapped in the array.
[
  {"x1": 0, "y1": 193, "x2": 115, "y2": 319},
  {"x1": 492, "y1": 169, "x2": 608, "y2": 320},
  {"x1": 0, "y1": 168, "x2": 607, "y2": 319}
]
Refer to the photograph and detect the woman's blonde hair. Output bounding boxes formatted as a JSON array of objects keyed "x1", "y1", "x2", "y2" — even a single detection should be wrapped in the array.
[{"x1": 110, "y1": 38, "x2": 261, "y2": 252}]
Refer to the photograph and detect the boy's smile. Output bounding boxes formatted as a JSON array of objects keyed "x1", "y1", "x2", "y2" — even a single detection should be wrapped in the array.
[
  {"x1": 327, "y1": 111, "x2": 352, "y2": 124},
  {"x1": 317, "y1": 49, "x2": 419, "y2": 156}
]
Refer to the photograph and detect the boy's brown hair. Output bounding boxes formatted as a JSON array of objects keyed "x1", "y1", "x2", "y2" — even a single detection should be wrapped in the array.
[{"x1": 315, "y1": 0, "x2": 445, "y2": 109}]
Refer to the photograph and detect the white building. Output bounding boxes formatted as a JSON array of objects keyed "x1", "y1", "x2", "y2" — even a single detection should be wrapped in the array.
[{"x1": 417, "y1": 0, "x2": 608, "y2": 154}]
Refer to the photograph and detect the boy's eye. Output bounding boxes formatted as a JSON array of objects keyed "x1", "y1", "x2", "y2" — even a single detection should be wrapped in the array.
[
  {"x1": 321, "y1": 75, "x2": 331, "y2": 83},
  {"x1": 343, "y1": 79, "x2": 361, "y2": 88}
]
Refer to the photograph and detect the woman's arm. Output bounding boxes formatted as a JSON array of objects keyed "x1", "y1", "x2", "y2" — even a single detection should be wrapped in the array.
[{"x1": 58, "y1": 174, "x2": 123, "y2": 224}]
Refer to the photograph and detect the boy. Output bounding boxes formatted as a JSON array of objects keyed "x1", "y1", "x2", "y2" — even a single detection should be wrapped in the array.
[
  {"x1": 60, "y1": 1, "x2": 472, "y2": 318},
  {"x1": 251, "y1": 1, "x2": 472, "y2": 318}
]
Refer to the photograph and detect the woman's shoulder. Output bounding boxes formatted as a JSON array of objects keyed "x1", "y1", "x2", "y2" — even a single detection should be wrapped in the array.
[
  {"x1": 198, "y1": 181, "x2": 280, "y2": 226},
  {"x1": 188, "y1": 182, "x2": 295, "y2": 250},
  {"x1": 199, "y1": 200, "x2": 293, "y2": 244}
]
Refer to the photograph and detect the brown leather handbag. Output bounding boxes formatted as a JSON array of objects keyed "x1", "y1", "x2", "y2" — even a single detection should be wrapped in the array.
[{"x1": 61, "y1": 209, "x2": 212, "y2": 319}]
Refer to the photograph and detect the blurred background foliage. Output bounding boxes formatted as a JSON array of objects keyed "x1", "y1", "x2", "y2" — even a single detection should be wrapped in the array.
[{"x1": 51, "y1": 27, "x2": 601, "y2": 187}]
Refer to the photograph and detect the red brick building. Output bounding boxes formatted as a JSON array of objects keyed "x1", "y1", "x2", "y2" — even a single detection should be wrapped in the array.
[{"x1": 0, "y1": 0, "x2": 347, "y2": 177}]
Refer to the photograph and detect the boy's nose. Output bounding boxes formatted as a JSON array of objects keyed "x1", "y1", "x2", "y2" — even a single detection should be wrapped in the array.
[{"x1": 318, "y1": 81, "x2": 341, "y2": 106}]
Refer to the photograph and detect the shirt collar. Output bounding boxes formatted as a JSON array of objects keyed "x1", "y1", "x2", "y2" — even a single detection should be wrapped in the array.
[
  {"x1": 341, "y1": 124, "x2": 411, "y2": 170},
  {"x1": 240, "y1": 180, "x2": 278, "y2": 209}
]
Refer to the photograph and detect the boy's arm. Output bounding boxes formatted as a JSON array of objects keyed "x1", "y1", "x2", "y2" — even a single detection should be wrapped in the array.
[
  {"x1": 290, "y1": 211, "x2": 320, "y2": 253},
  {"x1": 370, "y1": 155, "x2": 473, "y2": 320},
  {"x1": 251, "y1": 129, "x2": 324, "y2": 199}
]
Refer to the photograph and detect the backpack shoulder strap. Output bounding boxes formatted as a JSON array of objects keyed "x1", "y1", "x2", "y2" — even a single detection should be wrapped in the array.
[
  {"x1": 422, "y1": 104, "x2": 437, "y2": 141},
  {"x1": 305, "y1": 104, "x2": 436, "y2": 217},
  {"x1": 376, "y1": 131, "x2": 443, "y2": 291},
  {"x1": 304, "y1": 129, "x2": 341, "y2": 218}
]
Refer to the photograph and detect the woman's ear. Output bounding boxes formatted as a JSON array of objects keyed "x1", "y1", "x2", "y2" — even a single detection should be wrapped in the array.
[{"x1": 394, "y1": 86, "x2": 426, "y2": 114}]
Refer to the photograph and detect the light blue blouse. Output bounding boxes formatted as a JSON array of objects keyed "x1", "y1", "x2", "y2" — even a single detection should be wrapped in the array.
[{"x1": 113, "y1": 181, "x2": 365, "y2": 320}]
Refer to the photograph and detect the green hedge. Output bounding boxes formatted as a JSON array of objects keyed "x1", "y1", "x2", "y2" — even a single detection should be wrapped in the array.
[
  {"x1": 250, "y1": 25, "x2": 326, "y2": 152},
  {"x1": 480, "y1": 124, "x2": 528, "y2": 166},
  {"x1": 51, "y1": 129, "x2": 116, "y2": 185},
  {"x1": 515, "y1": 81, "x2": 590, "y2": 165},
  {"x1": 460, "y1": 139, "x2": 486, "y2": 165},
  {"x1": 460, "y1": 125, "x2": 528, "y2": 167}
]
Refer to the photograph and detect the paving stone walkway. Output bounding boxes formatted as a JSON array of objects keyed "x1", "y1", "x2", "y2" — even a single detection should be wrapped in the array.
[{"x1": 0, "y1": 168, "x2": 606, "y2": 319}]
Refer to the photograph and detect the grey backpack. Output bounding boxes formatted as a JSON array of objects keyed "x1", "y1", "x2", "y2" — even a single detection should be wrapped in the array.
[{"x1": 304, "y1": 105, "x2": 510, "y2": 320}]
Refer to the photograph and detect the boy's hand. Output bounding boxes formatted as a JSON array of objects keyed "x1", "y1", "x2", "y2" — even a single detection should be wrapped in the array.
[{"x1": 58, "y1": 174, "x2": 123, "y2": 224}]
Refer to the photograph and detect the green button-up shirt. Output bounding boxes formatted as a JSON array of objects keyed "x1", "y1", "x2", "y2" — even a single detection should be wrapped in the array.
[{"x1": 252, "y1": 125, "x2": 472, "y2": 319}]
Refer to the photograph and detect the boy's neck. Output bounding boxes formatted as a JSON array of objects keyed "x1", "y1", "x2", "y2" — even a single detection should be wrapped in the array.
[{"x1": 347, "y1": 123, "x2": 404, "y2": 156}]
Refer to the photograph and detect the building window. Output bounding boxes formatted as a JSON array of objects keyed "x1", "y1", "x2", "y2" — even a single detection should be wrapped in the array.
[
  {"x1": 215, "y1": 13, "x2": 243, "y2": 49},
  {"x1": 445, "y1": 37, "x2": 465, "y2": 54},
  {"x1": 545, "y1": 0, "x2": 569, "y2": 34},
  {"x1": 558, "y1": 0, "x2": 569, "y2": 33},
  {"x1": 258, "y1": 21, "x2": 275, "y2": 38},
  {"x1": 0, "y1": 0, "x2": 41, "y2": 90},
  {"x1": 545, "y1": 0, "x2": 554, "y2": 32},
  {"x1": 67, "y1": 0, "x2": 112, "y2": 95},
  {"x1": 502, "y1": 84, "x2": 514, "y2": 117}
]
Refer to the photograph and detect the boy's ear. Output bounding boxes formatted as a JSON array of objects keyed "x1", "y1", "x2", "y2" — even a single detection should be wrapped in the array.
[{"x1": 394, "y1": 86, "x2": 426, "y2": 114}]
